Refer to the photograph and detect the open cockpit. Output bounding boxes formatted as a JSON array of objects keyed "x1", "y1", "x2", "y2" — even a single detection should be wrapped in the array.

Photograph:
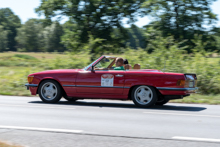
[{"x1": 84, "y1": 55, "x2": 141, "y2": 71}]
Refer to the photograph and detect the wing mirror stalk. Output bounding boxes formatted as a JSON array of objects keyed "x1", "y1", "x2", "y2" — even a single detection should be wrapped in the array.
[{"x1": 91, "y1": 65, "x2": 95, "y2": 72}]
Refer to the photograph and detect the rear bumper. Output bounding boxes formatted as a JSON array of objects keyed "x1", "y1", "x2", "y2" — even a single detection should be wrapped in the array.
[{"x1": 25, "y1": 83, "x2": 38, "y2": 90}]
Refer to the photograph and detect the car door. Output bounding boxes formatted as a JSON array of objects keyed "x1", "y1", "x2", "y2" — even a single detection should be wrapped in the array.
[{"x1": 75, "y1": 70, "x2": 125, "y2": 94}]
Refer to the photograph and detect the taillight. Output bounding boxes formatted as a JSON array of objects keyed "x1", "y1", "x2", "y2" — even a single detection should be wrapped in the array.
[
  {"x1": 177, "y1": 80, "x2": 185, "y2": 86},
  {"x1": 28, "y1": 76, "x2": 34, "y2": 83}
]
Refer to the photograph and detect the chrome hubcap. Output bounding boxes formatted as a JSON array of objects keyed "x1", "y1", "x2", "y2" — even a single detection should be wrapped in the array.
[
  {"x1": 134, "y1": 86, "x2": 153, "y2": 105},
  {"x1": 41, "y1": 82, "x2": 57, "y2": 100}
]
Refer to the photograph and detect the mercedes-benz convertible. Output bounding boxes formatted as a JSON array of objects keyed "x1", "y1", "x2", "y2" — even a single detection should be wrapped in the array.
[{"x1": 25, "y1": 55, "x2": 198, "y2": 107}]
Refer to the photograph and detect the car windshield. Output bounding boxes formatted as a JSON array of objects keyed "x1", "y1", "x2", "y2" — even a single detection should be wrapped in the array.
[
  {"x1": 83, "y1": 56, "x2": 116, "y2": 70},
  {"x1": 83, "y1": 60, "x2": 97, "y2": 70},
  {"x1": 83, "y1": 56, "x2": 104, "y2": 70},
  {"x1": 95, "y1": 57, "x2": 115, "y2": 69}
]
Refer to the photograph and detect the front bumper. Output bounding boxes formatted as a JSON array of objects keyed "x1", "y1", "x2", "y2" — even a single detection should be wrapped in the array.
[
  {"x1": 156, "y1": 87, "x2": 198, "y2": 95},
  {"x1": 25, "y1": 83, "x2": 38, "y2": 90},
  {"x1": 156, "y1": 87, "x2": 198, "y2": 91}
]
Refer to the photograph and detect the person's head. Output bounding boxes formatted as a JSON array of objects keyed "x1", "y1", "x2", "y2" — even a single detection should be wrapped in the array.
[
  {"x1": 123, "y1": 59, "x2": 129, "y2": 65},
  {"x1": 115, "y1": 57, "x2": 124, "y2": 67}
]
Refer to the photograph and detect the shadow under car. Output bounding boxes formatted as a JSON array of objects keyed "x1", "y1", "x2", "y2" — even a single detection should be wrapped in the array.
[{"x1": 29, "y1": 100, "x2": 207, "y2": 112}]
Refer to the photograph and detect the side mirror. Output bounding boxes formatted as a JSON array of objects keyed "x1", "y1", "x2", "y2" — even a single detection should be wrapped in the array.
[{"x1": 91, "y1": 65, "x2": 95, "y2": 72}]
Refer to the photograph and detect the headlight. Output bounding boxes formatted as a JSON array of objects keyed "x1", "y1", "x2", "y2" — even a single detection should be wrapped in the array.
[{"x1": 184, "y1": 74, "x2": 197, "y2": 88}]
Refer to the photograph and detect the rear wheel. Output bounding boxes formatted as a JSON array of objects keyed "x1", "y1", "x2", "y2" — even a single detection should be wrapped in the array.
[
  {"x1": 131, "y1": 85, "x2": 157, "y2": 108},
  {"x1": 38, "y1": 80, "x2": 62, "y2": 103}
]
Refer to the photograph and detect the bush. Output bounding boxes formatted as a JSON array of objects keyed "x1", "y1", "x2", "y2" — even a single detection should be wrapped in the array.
[{"x1": 14, "y1": 54, "x2": 37, "y2": 60}]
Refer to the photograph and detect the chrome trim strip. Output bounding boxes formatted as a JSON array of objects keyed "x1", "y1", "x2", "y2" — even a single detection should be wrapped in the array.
[
  {"x1": 25, "y1": 84, "x2": 130, "y2": 89},
  {"x1": 25, "y1": 84, "x2": 38, "y2": 87},
  {"x1": 156, "y1": 87, "x2": 198, "y2": 91},
  {"x1": 63, "y1": 85, "x2": 76, "y2": 87},
  {"x1": 76, "y1": 85, "x2": 130, "y2": 89},
  {"x1": 124, "y1": 87, "x2": 130, "y2": 89}
]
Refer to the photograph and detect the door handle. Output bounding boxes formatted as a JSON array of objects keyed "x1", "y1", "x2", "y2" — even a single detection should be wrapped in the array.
[{"x1": 115, "y1": 74, "x2": 124, "y2": 77}]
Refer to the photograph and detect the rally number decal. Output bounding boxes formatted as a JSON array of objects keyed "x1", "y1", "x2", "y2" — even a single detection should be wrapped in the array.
[{"x1": 101, "y1": 74, "x2": 114, "y2": 87}]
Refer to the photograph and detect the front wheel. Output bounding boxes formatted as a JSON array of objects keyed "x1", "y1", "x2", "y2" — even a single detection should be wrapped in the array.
[
  {"x1": 38, "y1": 80, "x2": 62, "y2": 103},
  {"x1": 131, "y1": 85, "x2": 157, "y2": 108}
]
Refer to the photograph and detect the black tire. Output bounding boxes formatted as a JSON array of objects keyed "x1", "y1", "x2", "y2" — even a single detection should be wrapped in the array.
[
  {"x1": 131, "y1": 85, "x2": 157, "y2": 108},
  {"x1": 64, "y1": 97, "x2": 78, "y2": 102},
  {"x1": 38, "y1": 80, "x2": 62, "y2": 103},
  {"x1": 155, "y1": 99, "x2": 169, "y2": 105}
]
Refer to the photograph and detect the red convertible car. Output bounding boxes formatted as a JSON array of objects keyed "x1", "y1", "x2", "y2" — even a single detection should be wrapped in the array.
[{"x1": 25, "y1": 55, "x2": 198, "y2": 107}]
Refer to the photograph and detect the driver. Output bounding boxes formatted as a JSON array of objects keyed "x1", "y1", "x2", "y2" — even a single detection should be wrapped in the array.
[{"x1": 114, "y1": 57, "x2": 125, "y2": 70}]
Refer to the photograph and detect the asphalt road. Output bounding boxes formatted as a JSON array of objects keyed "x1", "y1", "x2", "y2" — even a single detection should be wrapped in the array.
[{"x1": 0, "y1": 95, "x2": 220, "y2": 147}]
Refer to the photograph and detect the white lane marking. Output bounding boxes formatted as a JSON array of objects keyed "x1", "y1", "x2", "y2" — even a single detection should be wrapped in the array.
[
  {"x1": 0, "y1": 104, "x2": 76, "y2": 110},
  {"x1": 143, "y1": 111, "x2": 220, "y2": 118},
  {"x1": 0, "y1": 125, "x2": 83, "y2": 133},
  {"x1": 172, "y1": 136, "x2": 220, "y2": 142}
]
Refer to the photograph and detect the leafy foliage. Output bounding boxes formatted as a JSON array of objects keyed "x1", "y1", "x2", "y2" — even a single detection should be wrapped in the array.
[
  {"x1": 36, "y1": 0, "x2": 146, "y2": 53},
  {"x1": 16, "y1": 19, "x2": 45, "y2": 52},
  {"x1": 143, "y1": 0, "x2": 218, "y2": 52},
  {"x1": 16, "y1": 19, "x2": 66, "y2": 52},
  {"x1": 126, "y1": 25, "x2": 146, "y2": 49},
  {"x1": 14, "y1": 54, "x2": 38, "y2": 60},
  {"x1": 43, "y1": 21, "x2": 66, "y2": 52},
  {"x1": 0, "y1": 8, "x2": 21, "y2": 51},
  {"x1": 0, "y1": 25, "x2": 8, "y2": 52}
]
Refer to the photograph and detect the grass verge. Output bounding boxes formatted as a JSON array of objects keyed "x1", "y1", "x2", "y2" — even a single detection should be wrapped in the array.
[{"x1": 170, "y1": 94, "x2": 220, "y2": 105}]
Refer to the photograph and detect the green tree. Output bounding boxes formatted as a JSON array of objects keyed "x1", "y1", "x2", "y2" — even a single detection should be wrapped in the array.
[
  {"x1": 211, "y1": 27, "x2": 220, "y2": 52},
  {"x1": 36, "y1": 0, "x2": 145, "y2": 53},
  {"x1": 43, "y1": 21, "x2": 66, "y2": 52},
  {"x1": 0, "y1": 8, "x2": 21, "y2": 51},
  {"x1": 16, "y1": 19, "x2": 44, "y2": 52},
  {"x1": 143, "y1": 0, "x2": 218, "y2": 52},
  {"x1": 126, "y1": 25, "x2": 146, "y2": 49},
  {"x1": 0, "y1": 25, "x2": 8, "y2": 52}
]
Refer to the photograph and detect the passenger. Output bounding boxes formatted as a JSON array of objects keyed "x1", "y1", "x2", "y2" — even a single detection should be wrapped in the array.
[
  {"x1": 124, "y1": 59, "x2": 129, "y2": 65},
  {"x1": 114, "y1": 57, "x2": 125, "y2": 70},
  {"x1": 123, "y1": 58, "x2": 132, "y2": 70}
]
